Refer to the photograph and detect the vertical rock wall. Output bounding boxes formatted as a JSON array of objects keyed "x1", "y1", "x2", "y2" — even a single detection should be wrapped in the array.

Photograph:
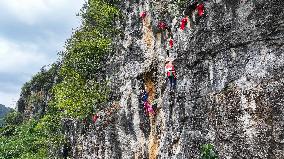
[{"x1": 69, "y1": 0, "x2": 284, "y2": 158}]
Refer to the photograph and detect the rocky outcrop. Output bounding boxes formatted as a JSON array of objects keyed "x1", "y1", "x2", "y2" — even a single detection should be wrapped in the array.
[
  {"x1": 47, "y1": 0, "x2": 284, "y2": 158},
  {"x1": 17, "y1": 64, "x2": 59, "y2": 120}
]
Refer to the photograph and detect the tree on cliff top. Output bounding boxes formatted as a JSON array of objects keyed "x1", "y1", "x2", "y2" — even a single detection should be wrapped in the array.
[{"x1": 53, "y1": 0, "x2": 119, "y2": 119}]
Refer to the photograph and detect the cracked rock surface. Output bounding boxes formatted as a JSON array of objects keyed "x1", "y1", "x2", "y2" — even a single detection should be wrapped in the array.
[{"x1": 66, "y1": 0, "x2": 284, "y2": 158}]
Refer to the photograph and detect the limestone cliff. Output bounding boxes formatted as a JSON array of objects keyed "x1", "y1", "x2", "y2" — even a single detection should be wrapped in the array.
[{"x1": 18, "y1": 0, "x2": 284, "y2": 158}]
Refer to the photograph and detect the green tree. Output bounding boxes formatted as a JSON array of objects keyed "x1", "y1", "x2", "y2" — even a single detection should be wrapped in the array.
[
  {"x1": 200, "y1": 144, "x2": 218, "y2": 159},
  {"x1": 53, "y1": 0, "x2": 119, "y2": 119},
  {"x1": 4, "y1": 111, "x2": 23, "y2": 126}
]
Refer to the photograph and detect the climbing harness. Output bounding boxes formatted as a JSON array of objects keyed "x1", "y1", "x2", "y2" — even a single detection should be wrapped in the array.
[
  {"x1": 165, "y1": 60, "x2": 177, "y2": 89},
  {"x1": 141, "y1": 90, "x2": 156, "y2": 116}
]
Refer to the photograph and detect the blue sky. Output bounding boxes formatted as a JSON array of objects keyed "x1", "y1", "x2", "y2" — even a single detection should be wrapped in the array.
[{"x1": 0, "y1": 0, "x2": 85, "y2": 108}]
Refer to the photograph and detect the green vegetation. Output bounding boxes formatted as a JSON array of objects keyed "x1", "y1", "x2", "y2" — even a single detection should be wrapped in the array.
[
  {"x1": 21, "y1": 63, "x2": 59, "y2": 96},
  {"x1": 0, "y1": 104, "x2": 12, "y2": 127},
  {"x1": 0, "y1": 0, "x2": 120, "y2": 158},
  {"x1": 0, "y1": 103, "x2": 65, "y2": 158},
  {"x1": 201, "y1": 144, "x2": 218, "y2": 159},
  {"x1": 53, "y1": 0, "x2": 119, "y2": 119},
  {"x1": 175, "y1": 0, "x2": 189, "y2": 8},
  {"x1": 3, "y1": 111, "x2": 23, "y2": 126},
  {"x1": 0, "y1": 120, "x2": 49, "y2": 159}
]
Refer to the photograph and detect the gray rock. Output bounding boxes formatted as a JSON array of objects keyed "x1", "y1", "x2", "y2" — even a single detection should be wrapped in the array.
[{"x1": 67, "y1": 0, "x2": 284, "y2": 158}]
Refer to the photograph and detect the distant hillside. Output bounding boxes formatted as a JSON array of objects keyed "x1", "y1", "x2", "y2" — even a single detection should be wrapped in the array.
[{"x1": 0, "y1": 104, "x2": 12, "y2": 126}]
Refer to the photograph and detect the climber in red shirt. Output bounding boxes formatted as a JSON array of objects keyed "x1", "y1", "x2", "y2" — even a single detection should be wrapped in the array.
[
  {"x1": 165, "y1": 59, "x2": 177, "y2": 89},
  {"x1": 196, "y1": 3, "x2": 205, "y2": 16},
  {"x1": 180, "y1": 17, "x2": 188, "y2": 30},
  {"x1": 140, "y1": 11, "x2": 146, "y2": 19},
  {"x1": 194, "y1": 2, "x2": 206, "y2": 25},
  {"x1": 92, "y1": 114, "x2": 99, "y2": 123},
  {"x1": 169, "y1": 38, "x2": 174, "y2": 48},
  {"x1": 158, "y1": 21, "x2": 167, "y2": 31}
]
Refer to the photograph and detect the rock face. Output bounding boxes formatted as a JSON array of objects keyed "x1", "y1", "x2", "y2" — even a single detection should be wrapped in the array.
[
  {"x1": 65, "y1": 0, "x2": 284, "y2": 158},
  {"x1": 17, "y1": 65, "x2": 59, "y2": 120}
]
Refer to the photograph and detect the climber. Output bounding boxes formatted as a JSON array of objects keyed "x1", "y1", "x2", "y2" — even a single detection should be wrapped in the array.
[
  {"x1": 141, "y1": 90, "x2": 155, "y2": 116},
  {"x1": 144, "y1": 100, "x2": 155, "y2": 116},
  {"x1": 169, "y1": 38, "x2": 174, "y2": 48},
  {"x1": 140, "y1": 11, "x2": 146, "y2": 19},
  {"x1": 92, "y1": 114, "x2": 99, "y2": 123},
  {"x1": 180, "y1": 17, "x2": 188, "y2": 30},
  {"x1": 193, "y1": 1, "x2": 205, "y2": 25},
  {"x1": 182, "y1": 0, "x2": 198, "y2": 29},
  {"x1": 165, "y1": 58, "x2": 177, "y2": 89},
  {"x1": 196, "y1": 2, "x2": 205, "y2": 17},
  {"x1": 158, "y1": 21, "x2": 167, "y2": 31}
]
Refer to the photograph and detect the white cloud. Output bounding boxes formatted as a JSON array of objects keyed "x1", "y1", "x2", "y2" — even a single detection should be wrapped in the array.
[
  {"x1": 0, "y1": 91, "x2": 19, "y2": 108},
  {"x1": 0, "y1": 37, "x2": 51, "y2": 108},
  {"x1": 0, "y1": 0, "x2": 85, "y2": 25},
  {"x1": 0, "y1": 38, "x2": 47, "y2": 73},
  {"x1": 0, "y1": 0, "x2": 85, "y2": 108}
]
